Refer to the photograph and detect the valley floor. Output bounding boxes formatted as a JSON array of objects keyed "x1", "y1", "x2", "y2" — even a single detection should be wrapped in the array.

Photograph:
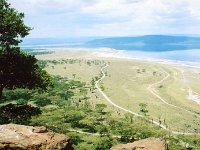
[{"x1": 37, "y1": 48, "x2": 200, "y2": 133}]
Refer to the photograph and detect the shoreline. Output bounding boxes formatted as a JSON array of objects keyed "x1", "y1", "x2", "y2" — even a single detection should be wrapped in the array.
[{"x1": 34, "y1": 47, "x2": 200, "y2": 69}]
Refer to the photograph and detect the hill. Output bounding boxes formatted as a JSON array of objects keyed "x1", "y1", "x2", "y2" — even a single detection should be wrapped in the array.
[{"x1": 85, "y1": 35, "x2": 200, "y2": 51}]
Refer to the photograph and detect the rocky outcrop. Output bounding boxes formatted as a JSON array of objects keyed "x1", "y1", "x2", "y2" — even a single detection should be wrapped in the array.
[
  {"x1": 0, "y1": 124, "x2": 73, "y2": 150},
  {"x1": 111, "y1": 138, "x2": 167, "y2": 150}
]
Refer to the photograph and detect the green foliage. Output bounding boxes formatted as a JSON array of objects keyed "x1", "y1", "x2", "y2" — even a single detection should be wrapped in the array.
[
  {"x1": 2, "y1": 88, "x2": 34, "y2": 102},
  {"x1": 37, "y1": 60, "x2": 48, "y2": 69},
  {"x1": 79, "y1": 116, "x2": 97, "y2": 133},
  {"x1": 139, "y1": 103, "x2": 149, "y2": 116},
  {"x1": 0, "y1": 0, "x2": 52, "y2": 98},
  {"x1": 16, "y1": 98, "x2": 28, "y2": 105},
  {"x1": 95, "y1": 104, "x2": 107, "y2": 114},
  {"x1": 94, "y1": 137, "x2": 115, "y2": 150},
  {"x1": 74, "y1": 142, "x2": 95, "y2": 150},
  {"x1": 64, "y1": 111, "x2": 86, "y2": 128},
  {"x1": 120, "y1": 127, "x2": 135, "y2": 142},
  {"x1": 0, "y1": 49, "x2": 53, "y2": 97},
  {"x1": 67, "y1": 133, "x2": 84, "y2": 146},
  {"x1": 0, "y1": 104, "x2": 41, "y2": 124},
  {"x1": 98, "y1": 125, "x2": 110, "y2": 136},
  {"x1": 100, "y1": 84, "x2": 105, "y2": 91},
  {"x1": 1, "y1": 75, "x2": 199, "y2": 149},
  {"x1": 60, "y1": 90, "x2": 74, "y2": 100},
  {"x1": 35, "y1": 98, "x2": 52, "y2": 107},
  {"x1": 0, "y1": 0, "x2": 31, "y2": 47},
  {"x1": 124, "y1": 113, "x2": 134, "y2": 123}
]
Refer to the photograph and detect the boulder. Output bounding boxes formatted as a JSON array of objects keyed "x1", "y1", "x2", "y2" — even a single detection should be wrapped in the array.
[
  {"x1": 0, "y1": 124, "x2": 73, "y2": 150},
  {"x1": 111, "y1": 138, "x2": 167, "y2": 150}
]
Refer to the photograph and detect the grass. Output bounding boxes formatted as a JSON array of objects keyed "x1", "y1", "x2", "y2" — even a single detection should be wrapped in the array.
[
  {"x1": 100, "y1": 59, "x2": 200, "y2": 132},
  {"x1": 37, "y1": 55, "x2": 200, "y2": 132},
  {"x1": 36, "y1": 52, "x2": 200, "y2": 133},
  {"x1": 2, "y1": 50, "x2": 200, "y2": 149}
]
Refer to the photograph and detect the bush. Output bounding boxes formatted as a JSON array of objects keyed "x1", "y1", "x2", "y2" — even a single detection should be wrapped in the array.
[
  {"x1": 35, "y1": 99, "x2": 52, "y2": 107},
  {"x1": 94, "y1": 137, "x2": 114, "y2": 150},
  {"x1": 16, "y1": 98, "x2": 28, "y2": 105},
  {"x1": 0, "y1": 104, "x2": 41, "y2": 124}
]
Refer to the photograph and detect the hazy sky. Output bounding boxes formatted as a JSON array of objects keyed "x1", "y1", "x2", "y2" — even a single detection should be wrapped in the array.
[{"x1": 9, "y1": 0, "x2": 200, "y2": 38}]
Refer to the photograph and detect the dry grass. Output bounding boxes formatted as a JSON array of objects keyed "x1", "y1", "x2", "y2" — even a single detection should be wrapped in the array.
[{"x1": 37, "y1": 50, "x2": 200, "y2": 132}]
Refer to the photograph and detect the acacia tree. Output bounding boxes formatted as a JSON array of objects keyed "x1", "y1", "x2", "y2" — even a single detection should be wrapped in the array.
[
  {"x1": 139, "y1": 103, "x2": 148, "y2": 116},
  {"x1": 0, "y1": 0, "x2": 52, "y2": 98}
]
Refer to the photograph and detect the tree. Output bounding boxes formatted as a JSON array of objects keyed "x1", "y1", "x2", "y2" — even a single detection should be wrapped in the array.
[
  {"x1": 139, "y1": 103, "x2": 148, "y2": 116},
  {"x1": 0, "y1": 0, "x2": 31, "y2": 48},
  {"x1": 0, "y1": 0, "x2": 52, "y2": 98},
  {"x1": 72, "y1": 73, "x2": 76, "y2": 78},
  {"x1": 120, "y1": 126, "x2": 135, "y2": 142},
  {"x1": 0, "y1": 103, "x2": 41, "y2": 124},
  {"x1": 95, "y1": 137, "x2": 114, "y2": 150},
  {"x1": 124, "y1": 113, "x2": 134, "y2": 123},
  {"x1": 79, "y1": 116, "x2": 97, "y2": 133},
  {"x1": 95, "y1": 104, "x2": 107, "y2": 114}
]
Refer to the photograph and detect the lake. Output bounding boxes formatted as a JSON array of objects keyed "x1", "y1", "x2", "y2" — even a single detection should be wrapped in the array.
[{"x1": 21, "y1": 36, "x2": 200, "y2": 65}]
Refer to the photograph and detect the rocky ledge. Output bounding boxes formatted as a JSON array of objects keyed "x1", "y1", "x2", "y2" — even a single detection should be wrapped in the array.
[
  {"x1": 0, "y1": 124, "x2": 73, "y2": 150},
  {"x1": 111, "y1": 138, "x2": 168, "y2": 150}
]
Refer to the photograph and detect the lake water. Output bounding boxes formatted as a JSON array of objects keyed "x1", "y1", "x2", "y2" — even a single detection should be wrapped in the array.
[
  {"x1": 121, "y1": 49, "x2": 200, "y2": 62},
  {"x1": 21, "y1": 38, "x2": 200, "y2": 65}
]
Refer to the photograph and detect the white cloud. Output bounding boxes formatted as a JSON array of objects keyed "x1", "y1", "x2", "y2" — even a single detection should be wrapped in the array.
[{"x1": 8, "y1": 0, "x2": 200, "y2": 37}]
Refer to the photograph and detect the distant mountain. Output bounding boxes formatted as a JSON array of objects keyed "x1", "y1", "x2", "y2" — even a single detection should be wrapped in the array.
[{"x1": 84, "y1": 35, "x2": 200, "y2": 51}]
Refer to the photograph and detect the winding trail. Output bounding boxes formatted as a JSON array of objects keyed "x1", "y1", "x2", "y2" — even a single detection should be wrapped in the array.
[
  {"x1": 96, "y1": 64, "x2": 200, "y2": 135},
  {"x1": 147, "y1": 68, "x2": 200, "y2": 117},
  {"x1": 66, "y1": 128, "x2": 121, "y2": 138}
]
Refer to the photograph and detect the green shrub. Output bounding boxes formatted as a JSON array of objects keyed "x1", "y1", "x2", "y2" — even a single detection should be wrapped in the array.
[{"x1": 16, "y1": 98, "x2": 28, "y2": 105}]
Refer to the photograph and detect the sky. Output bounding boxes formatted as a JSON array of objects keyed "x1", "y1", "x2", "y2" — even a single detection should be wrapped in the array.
[{"x1": 9, "y1": 0, "x2": 200, "y2": 38}]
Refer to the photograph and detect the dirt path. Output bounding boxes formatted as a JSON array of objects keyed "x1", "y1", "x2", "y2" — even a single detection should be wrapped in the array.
[
  {"x1": 147, "y1": 68, "x2": 200, "y2": 117},
  {"x1": 66, "y1": 128, "x2": 121, "y2": 138},
  {"x1": 95, "y1": 65, "x2": 167, "y2": 129},
  {"x1": 96, "y1": 64, "x2": 199, "y2": 135}
]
